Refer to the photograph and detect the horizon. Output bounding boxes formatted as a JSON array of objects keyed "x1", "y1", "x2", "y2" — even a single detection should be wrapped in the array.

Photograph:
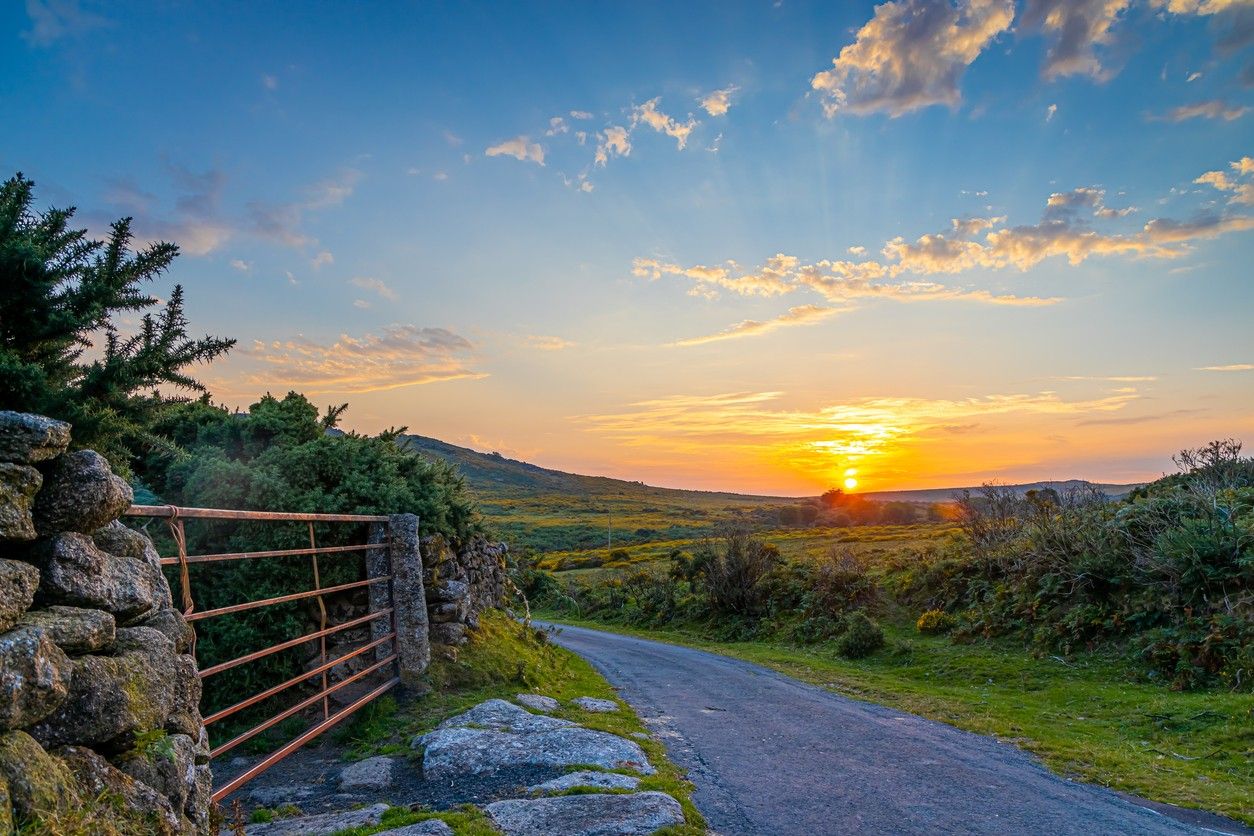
[{"x1": 4, "y1": 1, "x2": 1252, "y2": 494}]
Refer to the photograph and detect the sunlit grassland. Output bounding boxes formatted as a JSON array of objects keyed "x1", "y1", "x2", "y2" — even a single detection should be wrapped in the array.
[
  {"x1": 541, "y1": 614, "x2": 1254, "y2": 826},
  {"x1": 538, "y1": 522, "x2": 961, "y2": 573}
]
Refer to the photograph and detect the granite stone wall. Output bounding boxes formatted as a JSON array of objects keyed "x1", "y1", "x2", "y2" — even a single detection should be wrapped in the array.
[
  {"x1": 422, "y1": 534, "x2": 508, "y2": 657},
  {"x1": 0, "y1": 412, "x2": 210, "y2": 834}
]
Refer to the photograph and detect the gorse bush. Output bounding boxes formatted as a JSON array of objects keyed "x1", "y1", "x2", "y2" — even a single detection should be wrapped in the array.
[
  {"x1": 136, "y1": 393, "x2": 483, "y2": 717},
  {"x1": 835, "y1": 611, "x2": 885, "y2": 659},
  {"x1": 915, "y1": 609, "x2": 956, "y2": 635}
]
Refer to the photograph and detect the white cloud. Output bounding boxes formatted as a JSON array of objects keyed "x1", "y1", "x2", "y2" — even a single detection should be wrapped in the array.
[
  {"x1": 310, "y1": 250, "x2": 334, "y2": 269},
  {"x1": 1196, "y1": 363, "x2": 1254, "y2": 371},
  {"x1": 1195, "y1": 156, "x2": 1254, "y2": 204},
  {"x1": 524, "y1": 335, "x2": 576, "y2": 350},
  {"x1": 1019, "y1": 0, "x2": 1132, "y2": 80},
  {"x1": 1046, "y1": 103, "x2": 1058, "y2": 121},
  {"x1": 633, "y1": 98, "x2": 698, "y2": 149},
  {"x1": 570, "y1": 110, "x2": 594, "y2": 120},
  {"x1": 350, "y1": 276, "x2": 397, "y2": 301},
  {"x1": 1153, "y1": 99, "x2": 1250, "y2": 122},
  {"x1": 674, "y1": 305, "x2": 845, "y2": 346},
  {"x1": 262, "y1": 74, "x2": 279, "y2": 91},
  {"x1": 546, "y1": 116, "x2": 569, "y2": 136},
  {"x1": 22, "y1": 0, "x2": 109, "y2": 46},
  {"x1": 229, "y1": 259, "x2": 252, "y2": 272},
  {"x1": 241, "y1": 325, "x2": 484, "y2": 393},
  {"x1": 485, "y1": 135, "x2": 545, "y2": 165},
  {"x1": 353, "y1": 299, "x2": 370, "y2": 309},
  {"x1": 811, "y1": 0, "x2": 1014, "y2": 117},
  {"x1": 699, "y1": 85, "x2": 740, "y2": 116},
  {"x1": 594, "y1": 126, "x2": 632, "y2": 166}
]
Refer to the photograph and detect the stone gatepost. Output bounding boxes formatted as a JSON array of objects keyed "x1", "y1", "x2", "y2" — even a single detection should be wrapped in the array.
[{"x1": 381, "y1": 513, "x2": 429, "y2": 689}]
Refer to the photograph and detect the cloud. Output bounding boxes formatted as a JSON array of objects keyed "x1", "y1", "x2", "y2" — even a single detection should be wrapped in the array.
[
  {"x1": 353, "y1": 299, "x2": 370, "y2": 309},
  {"x1": 579, "y1": 387, "x2": 1140, "y2": 466},
  {"x1": 699, "y1": 85, "x2": 740, "y2": 116},
  {"x1": 247, "y1": 168, "x2": 362, "y2": 248},
  {"x1": 1152, "y1": 99, "x2": 1250, "y2": 121},
  {"x1": 811, "y1": 0, "x2": 1014, "y2": 117},
  {"x1": 1196, "y1": 363, "x2": 1253, "y2": 371},
  {"x1": 1055, "y1": 374, "x2": 1158, "y2": 381},
  {"x1": 485, "y1": 135, "x2": 545, "y2": 165},
  {"x1": 673, "y1": 305, "x2": 844, "y2": 346},
  {"x1": 114, "y1": 163, "x2": 234, "y2": 256},
  {"x1": 1046, "y1": 103, "x2": 1058, "y2": 121},
  {"x1": 594, "y1": 126, "x2": 632, "y2": 166},
  {"x1": 570, "y1": 110, "x2": 594, "y2": 120},
  {"x1": 22, "y1": 0, "x2": 108, "y2": 46},
  {"x1": 1019, "y1": 0, "x2": 1132, "y2": 80},
  {"x1": 1193, "y1": 156, "x2": 1254, "y2": 203},
  {"x1": 633, "y1": 98, "x2": 698, "y2": 149},
  {"x1": 350, "y1": 276, "x2": 397, "y2": 301},
  {"x1": 229, "y1": 259, "x2": 252, "y2": 273},
  {"x1": 240, "y1": 325, "x2": 485, "y2": 393},
  {"x1": 310, "y1": 250, "x2": 334, "y2": 269},
  {"x1": 545, "y1": 117, "x2": 569, "y2": 136},
  {"x1": 262, "y1": 74, "x2": 278, "y2": 91},
  {"x1": 524, "y1": 335, "x2": 576, "y2": 350},
  {"x1": 634, "y1": 162, "x2": 1254, "y2": 308}
]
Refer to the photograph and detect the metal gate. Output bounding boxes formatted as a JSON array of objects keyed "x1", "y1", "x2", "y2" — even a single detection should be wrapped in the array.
[{"x1": 124, "y1": 504, "x2": 405, "y2": 802}]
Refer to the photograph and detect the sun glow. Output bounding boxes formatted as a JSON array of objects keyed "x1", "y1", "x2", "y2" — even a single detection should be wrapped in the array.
[{"x1": 843, "y1": 476, "x2": 858, "y2": 491}]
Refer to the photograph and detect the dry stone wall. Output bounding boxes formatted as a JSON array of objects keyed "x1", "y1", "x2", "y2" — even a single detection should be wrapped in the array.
[
  {"x1": 0, "y1": 411, "x2": 211, "y2": 834},
  {"x1": 422, "y1": 535, "x2": 508, "y2": 656}
]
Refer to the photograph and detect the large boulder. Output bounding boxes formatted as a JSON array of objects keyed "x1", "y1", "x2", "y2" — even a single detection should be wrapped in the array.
[
  {"x1": 17, "y1": 605, "x2": 115, "y2": 654},
  {"x1": 526, "y1": 770, "x2": 641, "y2": 793},
  {"x1": 32, "y1": 532, "x2": 169, "y2": 623},
  {"x1": 30, "y1": 630, "x2": 200, "y2": 749},
  {"x1": 0, "y1": 730, "x2": 80, "y2": 824},
  {"x1": 58, "y1": 744, "x2": 181, "y2": 835},
  {"x1": 338, "y1": 754, "x2": 395, "y2": 790},
  {"x1": 485, "y1": 791, "x2": 685, "y2": 836},
  {"x1": 0, "y1": 773, "x2": 11, "y2": 834},
  {"x1": 0, "y1": 626, "x2": 72, "y2": 730},
  {"x1": 92, "y1": 519, "x2": 164, "y2": 570},
  {"x1": 0, "y1": 412, "x2": 70, "y2": 465},
  {"x1": 33, "y1": 450, "x2": 133, "y2": 534},
  {"x1": 244, "y1": 803, "x2": 390, "y2": 835},
  {"x1": 0, "y1": 462, "x2": 42, "y2": 542},
  {"x1": 0, "y1": 558, "x2": 39, "y2": 632},
  {"x1": 437, "y1": 698, "x2": 574, "y2": 734}
]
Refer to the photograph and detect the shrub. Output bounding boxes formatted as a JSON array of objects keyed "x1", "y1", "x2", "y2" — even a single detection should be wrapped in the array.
[
  {"x1": 916, "y1": 609, "x2": 956, "y2": 635},
  {"x1": 693, "y1": 530, "x2": 781, "y2": 617},
  {"x1": 836, "y1": 610, "x2": 884, "y2": 659}
]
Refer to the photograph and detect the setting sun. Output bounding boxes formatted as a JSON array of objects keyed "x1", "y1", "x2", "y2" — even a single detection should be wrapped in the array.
[{"x1": 843, "y1": 477, "x2": 858, "y2": 492}]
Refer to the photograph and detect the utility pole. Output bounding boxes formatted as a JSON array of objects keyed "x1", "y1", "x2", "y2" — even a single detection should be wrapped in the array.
[{"x1": 606, "y1": 506, "x2": 612, "y2": 553}]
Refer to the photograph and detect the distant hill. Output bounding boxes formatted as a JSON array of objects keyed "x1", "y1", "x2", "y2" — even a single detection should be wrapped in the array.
[
  {"x1": 859, "y1": 479, "x2": 1146, "y2": 505},
  {"x1": 400, "y1": 434, "x2": 1142, "y2": 505},
  {"x1": 399, "y1": 434, "x2": 787, "y2": 504}
]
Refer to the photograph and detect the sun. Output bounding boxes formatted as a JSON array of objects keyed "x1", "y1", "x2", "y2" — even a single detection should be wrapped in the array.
[{"x1": 843, "y1": 476, "x2": 858, "y2": 491}]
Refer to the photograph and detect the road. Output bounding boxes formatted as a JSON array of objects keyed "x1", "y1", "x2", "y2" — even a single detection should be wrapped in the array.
[{"x1": 541, "y1": 621, "x2": 1246, "y2": 836}]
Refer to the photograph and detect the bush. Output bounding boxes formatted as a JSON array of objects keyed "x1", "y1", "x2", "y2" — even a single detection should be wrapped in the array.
[
  {"x1": 916, "y1": 609, "x2": 956, "y2": 635},
  {"x1": 836, "y1": 611, "x2": 885, "y2": 659},
  {"x1": 693, "y1": 530, "x2": 781, "y2": 617}
]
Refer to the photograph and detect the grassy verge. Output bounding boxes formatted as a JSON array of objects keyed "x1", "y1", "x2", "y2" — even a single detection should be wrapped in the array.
[
  {"x1": 539, "y1": 613, "x2": 1253, "y2": 827},
  {"x1": 330, "y1": 611, "x2": 706, "y2": 835}
]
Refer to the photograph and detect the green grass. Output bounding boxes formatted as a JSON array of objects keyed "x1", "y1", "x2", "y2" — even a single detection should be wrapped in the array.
[
  {"x1": 541, "y1": 614, "x2": 1254, "y2": 827},
  {"x1": 331, "y1": 611, "x2": 706, "y2": 835}
]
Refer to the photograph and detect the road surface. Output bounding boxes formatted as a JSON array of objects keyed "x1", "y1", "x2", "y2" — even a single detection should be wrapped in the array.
[{"x1": 541, "y1": 621, "x2": 1247, "y2": 836}]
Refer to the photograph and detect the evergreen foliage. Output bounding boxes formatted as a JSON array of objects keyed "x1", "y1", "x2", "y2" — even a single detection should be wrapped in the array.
[{"x1": 0, "y1": 173, "x2": 234, "y2": 470}]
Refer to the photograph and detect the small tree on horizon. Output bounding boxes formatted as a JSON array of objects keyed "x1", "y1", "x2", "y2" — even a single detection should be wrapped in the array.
[{"x1": 0, "y1": 172, "x2": 234, "y2": 469}]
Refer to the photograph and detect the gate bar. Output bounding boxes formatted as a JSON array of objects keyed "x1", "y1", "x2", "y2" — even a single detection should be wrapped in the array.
[
  {"x1": 158, "y1": 543, "x2": 370, "y2": 566},
  {"x1": 185, "y1": 576, "x2": 388, "y2": 622},
  {"x1": 127, "y1": 504, "x2": 389, "y2": 523},
  {"x1": 198, "y1": 609, "x2": 392, "y2": 678}
]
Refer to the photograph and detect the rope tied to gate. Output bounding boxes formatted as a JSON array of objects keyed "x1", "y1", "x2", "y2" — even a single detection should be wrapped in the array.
[{"x1": 164, "y1": 505, "x2": 197, "y2": 656}]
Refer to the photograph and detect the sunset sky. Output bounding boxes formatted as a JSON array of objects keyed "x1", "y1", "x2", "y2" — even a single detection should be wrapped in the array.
[{"x1": 4, "y1": 0, "x2": 1252, "y2": 495}]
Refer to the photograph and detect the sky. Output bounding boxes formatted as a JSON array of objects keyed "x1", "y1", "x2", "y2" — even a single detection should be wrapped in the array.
[{"x1": 3, "y1": 0, "x2": 1253, "y2": 495}]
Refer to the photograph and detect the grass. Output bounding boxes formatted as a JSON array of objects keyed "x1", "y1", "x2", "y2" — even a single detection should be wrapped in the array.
[
  {"x1": 540, "y1": 612, "x2": 1254, "y2": 827},
  {"x1": 329, "y1": 610, "x2": 706, "y2": 835}
]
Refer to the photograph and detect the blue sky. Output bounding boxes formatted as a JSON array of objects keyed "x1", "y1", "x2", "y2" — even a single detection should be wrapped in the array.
[{"x1": 3, "y1": 0, "x2": 1252, "y2": 493}]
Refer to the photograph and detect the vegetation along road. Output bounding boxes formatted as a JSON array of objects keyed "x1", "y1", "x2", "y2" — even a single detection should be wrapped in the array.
[{"x1": 541, "y1": 621, "x2": 1244, "y2": 836}]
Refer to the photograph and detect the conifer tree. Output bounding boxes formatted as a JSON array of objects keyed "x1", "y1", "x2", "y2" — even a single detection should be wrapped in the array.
[{"x1": 0, "y1": 172, "x2": 235, "y2": 469}]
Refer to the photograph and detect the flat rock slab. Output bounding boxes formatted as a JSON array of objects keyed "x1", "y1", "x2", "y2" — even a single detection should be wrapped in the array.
[
  {"x1": 437, "y1": 698, "x2": 573, "y2": 734},
  {"x1": 515, "y1": 693, "x2": 559, "y2": 713},
  {"x1": 384, "y1": 821, "x2": 454, "y2": 835},
  {"x1": 486, "y1": 791, "x2": 685, "y2": 836},
  {"x1": 526, "y1": 770, "x2": 641, "y2": 793},
  {"x1": 339, "y1": 754, "x2": 396, "y2": 790},
  {"x1": 419, "y1": 726, "x2": 654, "y2": 778},
  {"x1": 243, "y1": 803, "x2": 389, "y2": 835},
  {"x1": 572, "y1": 697, "x2": 620, "y2": 713}
]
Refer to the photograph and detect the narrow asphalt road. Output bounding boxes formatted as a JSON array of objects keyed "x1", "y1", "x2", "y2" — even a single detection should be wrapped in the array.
[{"x1": 540, "y1": 621, "x2": 1246, "y2": 836}]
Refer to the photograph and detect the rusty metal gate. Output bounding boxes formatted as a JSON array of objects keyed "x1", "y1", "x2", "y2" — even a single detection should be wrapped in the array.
[{"x1": 124, "y1": 504, "x2": 404, "y2": 802}]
